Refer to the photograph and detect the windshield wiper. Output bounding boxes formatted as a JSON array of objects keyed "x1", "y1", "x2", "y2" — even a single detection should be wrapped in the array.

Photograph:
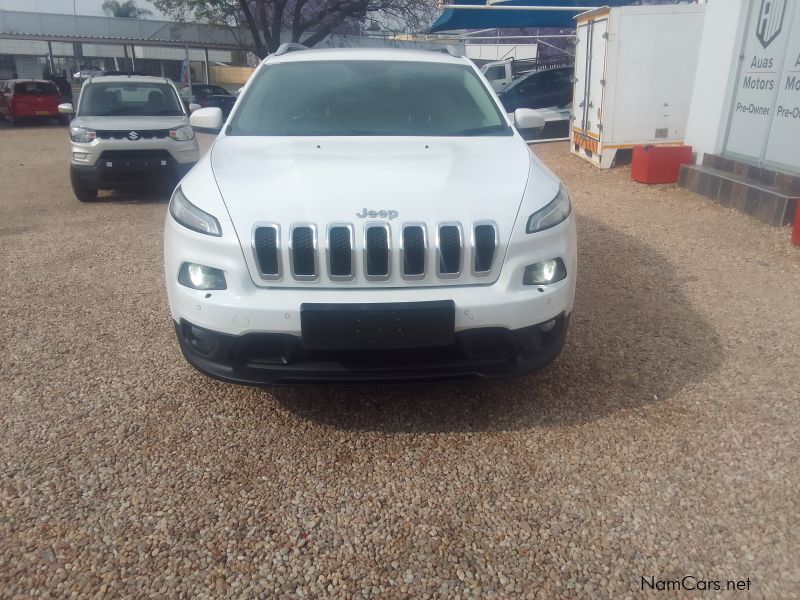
[{"x1": 449, "y1": 124, "x2": 510, "y2": 136}]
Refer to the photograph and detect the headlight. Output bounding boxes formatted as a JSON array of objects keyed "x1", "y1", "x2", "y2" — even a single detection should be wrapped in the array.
[
  {"x1": 527, "y1": 185, "x2": 571, "y2": 233},
  {"x1": 169, "y1": 125, "x2": 195, "y2": 141},
  {"x1": 178, "y1": 263, "x2": 227, "y2": 290},
  {"x1": 169, "y1": 187, "x2": 222, "y2": 236},
  {"x1": 523, "y1": 258, "x2": 567, "y2": 285},
  {"x1": 70, "y1": 125, "x2": 96, "y2": 143}
]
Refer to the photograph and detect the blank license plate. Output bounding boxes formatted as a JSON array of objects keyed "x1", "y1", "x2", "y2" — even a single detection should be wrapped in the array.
[{"x1": 301, "y1": 301, "x2": 455, "y2": 350}]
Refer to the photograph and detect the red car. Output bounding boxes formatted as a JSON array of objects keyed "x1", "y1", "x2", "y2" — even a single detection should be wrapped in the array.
[{"x1": 0, "y1": 79, "x2": 65, "y2": 126}]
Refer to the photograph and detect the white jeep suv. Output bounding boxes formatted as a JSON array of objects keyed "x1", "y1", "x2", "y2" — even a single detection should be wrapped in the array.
[
  {"x1": 164, "y1": 46, "x2": 576, "y2": 385},
  {"x1": 60, "y1": 75, "x2": 199, "y2": 202}
]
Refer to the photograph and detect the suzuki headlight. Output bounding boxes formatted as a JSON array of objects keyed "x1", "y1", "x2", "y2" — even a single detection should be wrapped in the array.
[
  {"x1": 169, "y1": 187, "x2": 222, "y2": 236},
  {"x1": 527, "y1": 185, "x2": 571, "y2": 233},
  {"x1": 70, "y1": 125, "x2": 96, "y2": 143},
  {"x1": 169, "y1": 125, "x2": 195, "y2": 141}
]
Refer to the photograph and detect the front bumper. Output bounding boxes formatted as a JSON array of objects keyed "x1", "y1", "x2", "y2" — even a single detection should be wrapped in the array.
[
  {"x1": 174, "y1": 312, "x2": 569, "y2": 385},
  {"x1": 70, "y1": 136, "x2": 200, "y2": 166},
  {"x1": 71, "y1": 152, "x2": 195, "y2": 189}
]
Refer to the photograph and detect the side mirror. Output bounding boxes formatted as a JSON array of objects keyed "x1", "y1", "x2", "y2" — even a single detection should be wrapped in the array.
[
  {"x1": 189, "y1": 106, "x2": 223, "y2": 133},
  {"x1": 58, "y1": 103, "x2": 74, "y2": 115},
  {"x1": 514, "y1": 108, "x2": 546, "y2": 130},
  {"x1": 188, "y1": 103, "x2": 201, "y2": 114}
]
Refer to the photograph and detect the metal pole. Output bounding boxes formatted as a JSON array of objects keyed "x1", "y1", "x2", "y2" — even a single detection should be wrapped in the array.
[
  {"x1": 130, "y1": 45, "x2": 136, "y2": 71},
  {"x1": 185, "y1": 44, "x2": 192, "y2": 87},
  {"x1": 47, "y1": 40, "x2": 55, "y2": 76},
  {"x1": 205, "y1": 47, "x2": 210, "y2": 83}
]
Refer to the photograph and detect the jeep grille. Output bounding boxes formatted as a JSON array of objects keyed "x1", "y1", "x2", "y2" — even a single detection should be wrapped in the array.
[{"x1": 251, "y1": 221, "x2": 498, "y2": 285}]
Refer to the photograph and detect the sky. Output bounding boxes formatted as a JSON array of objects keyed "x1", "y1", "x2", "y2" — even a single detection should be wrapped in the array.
[{"x1": 2, "y1": 0, "x2": 168, "y2": 19}]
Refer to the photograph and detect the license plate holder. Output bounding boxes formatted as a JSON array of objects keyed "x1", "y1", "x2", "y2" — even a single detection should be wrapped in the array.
[{"x1": 301, "y1": 301, "x2": 455, "y2": 350}]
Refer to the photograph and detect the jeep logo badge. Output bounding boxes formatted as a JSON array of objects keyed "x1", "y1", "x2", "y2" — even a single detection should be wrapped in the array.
[
  {"x1": 356, "y1": 208, "x2": 399, "y2": 220},
  {"x1": 756, "y1": 0, "x2": 787, "y2": 49},
  {"x1": 127, "y1": 131, "x2": 139, "y2": 140}
]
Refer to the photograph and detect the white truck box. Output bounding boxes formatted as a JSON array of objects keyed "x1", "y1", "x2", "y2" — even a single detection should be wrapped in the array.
[{"x1": 571, "y1": 4, "x2": 706, "y2": 168}]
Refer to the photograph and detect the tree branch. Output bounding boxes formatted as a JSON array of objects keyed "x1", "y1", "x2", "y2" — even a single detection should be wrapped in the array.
[{"x1": 238, "y1": 0, "x2": 268, "y2": 56}]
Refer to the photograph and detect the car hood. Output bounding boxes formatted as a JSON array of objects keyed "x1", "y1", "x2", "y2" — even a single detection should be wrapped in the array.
[
  {"x1": 73, "y1": 115, "x2": 189, "y2": 130},
  {"x1": 209, "y1": 135, "x2": 551, "y2": 287},
  {"x1": 211, "y1": 135, "x2": 533, "y2": 232}
]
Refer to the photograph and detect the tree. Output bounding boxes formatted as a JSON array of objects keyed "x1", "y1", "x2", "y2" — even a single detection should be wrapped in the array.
[
  {"x1": 153, "y1": 0, "x2": 437, "y2": 57},
  {"x1": 102, "y1": 0, "x2": 155, "y2": 18}
]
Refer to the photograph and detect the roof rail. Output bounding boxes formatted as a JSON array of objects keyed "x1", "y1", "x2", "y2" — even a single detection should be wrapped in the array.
[
  {"x1": 435, "y1": 45, "x2": 461, "y2": 58},
  {"x1": 274, "y1": 43, "x2": 309, "y2": 56}
]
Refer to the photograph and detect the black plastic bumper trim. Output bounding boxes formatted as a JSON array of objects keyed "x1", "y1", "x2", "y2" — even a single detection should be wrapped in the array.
[{"x1": 173, "y1": 311, "x2": 570, "y2": 386}]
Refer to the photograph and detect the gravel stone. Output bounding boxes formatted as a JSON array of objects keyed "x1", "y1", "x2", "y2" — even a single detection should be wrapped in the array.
[{"x1": 0, "y1": 125, "x2": 798, "y2": 598}]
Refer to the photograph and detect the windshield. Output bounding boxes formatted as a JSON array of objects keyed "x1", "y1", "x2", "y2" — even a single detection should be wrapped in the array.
[
  {"x1": 79, "y1": 81, "x2": 184, "y2": 117},
  {"x1": 15, "y1": 82, "x2": 58, "y2": 95},
  {"x1": 228, "y1": 60, "x2": 510, "y2": 137}
]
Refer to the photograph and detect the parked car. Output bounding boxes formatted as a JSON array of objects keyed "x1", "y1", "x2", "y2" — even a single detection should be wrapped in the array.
[
  {"x1": 497, "y1": 67, "x2": 573, "y2": 112},
  {"x1": 0, "y1": 79, "x2": 65, "y2": 126},
  {"x1": 482, "y1": 58, "x2": 537, "y2": 92},
  {"x1": 179, "y1": 84, "x2": 236, "y2": 118},
  {"x1": 165, "y1": 45, "x2": 576, "y2": 385},
  {"x1": 59, "y1": 75, "x2": 199, "y2": 202}
]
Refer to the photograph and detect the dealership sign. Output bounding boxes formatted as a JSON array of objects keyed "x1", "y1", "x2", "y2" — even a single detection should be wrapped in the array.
[
  {"x1": 725, "y1": 0, "x2": 800, "y2": 172},
  {"x1": 756, "y1": 0, "x2": 787, "y2": 48}
]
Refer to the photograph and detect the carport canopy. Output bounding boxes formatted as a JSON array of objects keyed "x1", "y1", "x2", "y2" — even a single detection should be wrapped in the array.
[{"x1": 429, "y1": 0, "x2": 635, "y2": 32}]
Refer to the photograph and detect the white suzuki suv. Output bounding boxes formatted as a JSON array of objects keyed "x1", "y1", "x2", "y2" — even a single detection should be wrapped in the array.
[
  {"x1": 61, "y1": 75, "x2": 199, "y2": 202},
  {"x1": 164, "y1": 45, "x2": 576, "y2": 385}
]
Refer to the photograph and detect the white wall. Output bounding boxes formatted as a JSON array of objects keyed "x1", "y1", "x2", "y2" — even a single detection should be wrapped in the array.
[{"x1": 684, "y1": 0, "x2": 749, "y2": 163}]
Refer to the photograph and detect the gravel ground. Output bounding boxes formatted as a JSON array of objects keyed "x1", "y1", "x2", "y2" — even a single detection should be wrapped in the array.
[{"x1": 1, "y1": 122, "x2": 799, "y2": 599}]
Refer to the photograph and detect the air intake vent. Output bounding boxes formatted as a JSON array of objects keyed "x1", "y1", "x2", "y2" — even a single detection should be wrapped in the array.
[
  {"x1": 254, "y1": 225, "x2": 280, "y2": 278},
  {"x1": 473, "y1": 223, "x2": 497, "y2": 274},
  {"x1": 290, "y1": 225, "x2": 317, "y2": 279},
  {"x1": 438, "y1": 224, "x2": 462, "y2": 276},
  {"x1": 402, "y1": 225, "x2": 426, "y2": 278},
  {"x1": 365, "y1": 225, "x2": 390, "y2": 279},
  {"x1": 328, "y1": 226, "x2": 353, "y2": 279}
]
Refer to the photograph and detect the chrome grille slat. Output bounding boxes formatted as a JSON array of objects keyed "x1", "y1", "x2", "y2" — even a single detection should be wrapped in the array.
[
  {"x1": 289, "y1": 225, "x2": 318, "y2": 280},
  {"x1": 253, "y1": 224, "x2": 281, "y2": 279},
  {"x1": 364, "y1": 223, "x2": 390, "y2": 280},
  {"x1": 437, "y1": 224, "x2": 463, "y2": 278},
  {"x1": 473, "y1": 222, "x2": 498, "y2": 276},
  {"x1": 328, "y1": 225, "x2": 354, "y2": 280},
  {"x1": 401, "y1": 224, "x2": 426, "y2": 280}
]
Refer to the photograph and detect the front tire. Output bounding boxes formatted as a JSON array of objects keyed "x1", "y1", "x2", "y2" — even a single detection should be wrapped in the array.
[{"x1": 70, "y1": 167, "x2": 98, "y2": 202}]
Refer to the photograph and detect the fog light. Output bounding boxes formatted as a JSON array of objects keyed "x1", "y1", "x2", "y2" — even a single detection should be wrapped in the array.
[
  {"x1": 72, "y1": 152, "x2": 88, "y2": 161},
  {"x1": 187, "y1": 324, "x2": 217, "y2": 356},
  {"x1": 523, "y1": 258, "x2": 567, "y2": 285},
  {"x1": 539, "y1": 319, "x2": 556, "y2": 332},
  {"x1": 178, "y1": 262, "x2": 227, "y2": 290}
]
